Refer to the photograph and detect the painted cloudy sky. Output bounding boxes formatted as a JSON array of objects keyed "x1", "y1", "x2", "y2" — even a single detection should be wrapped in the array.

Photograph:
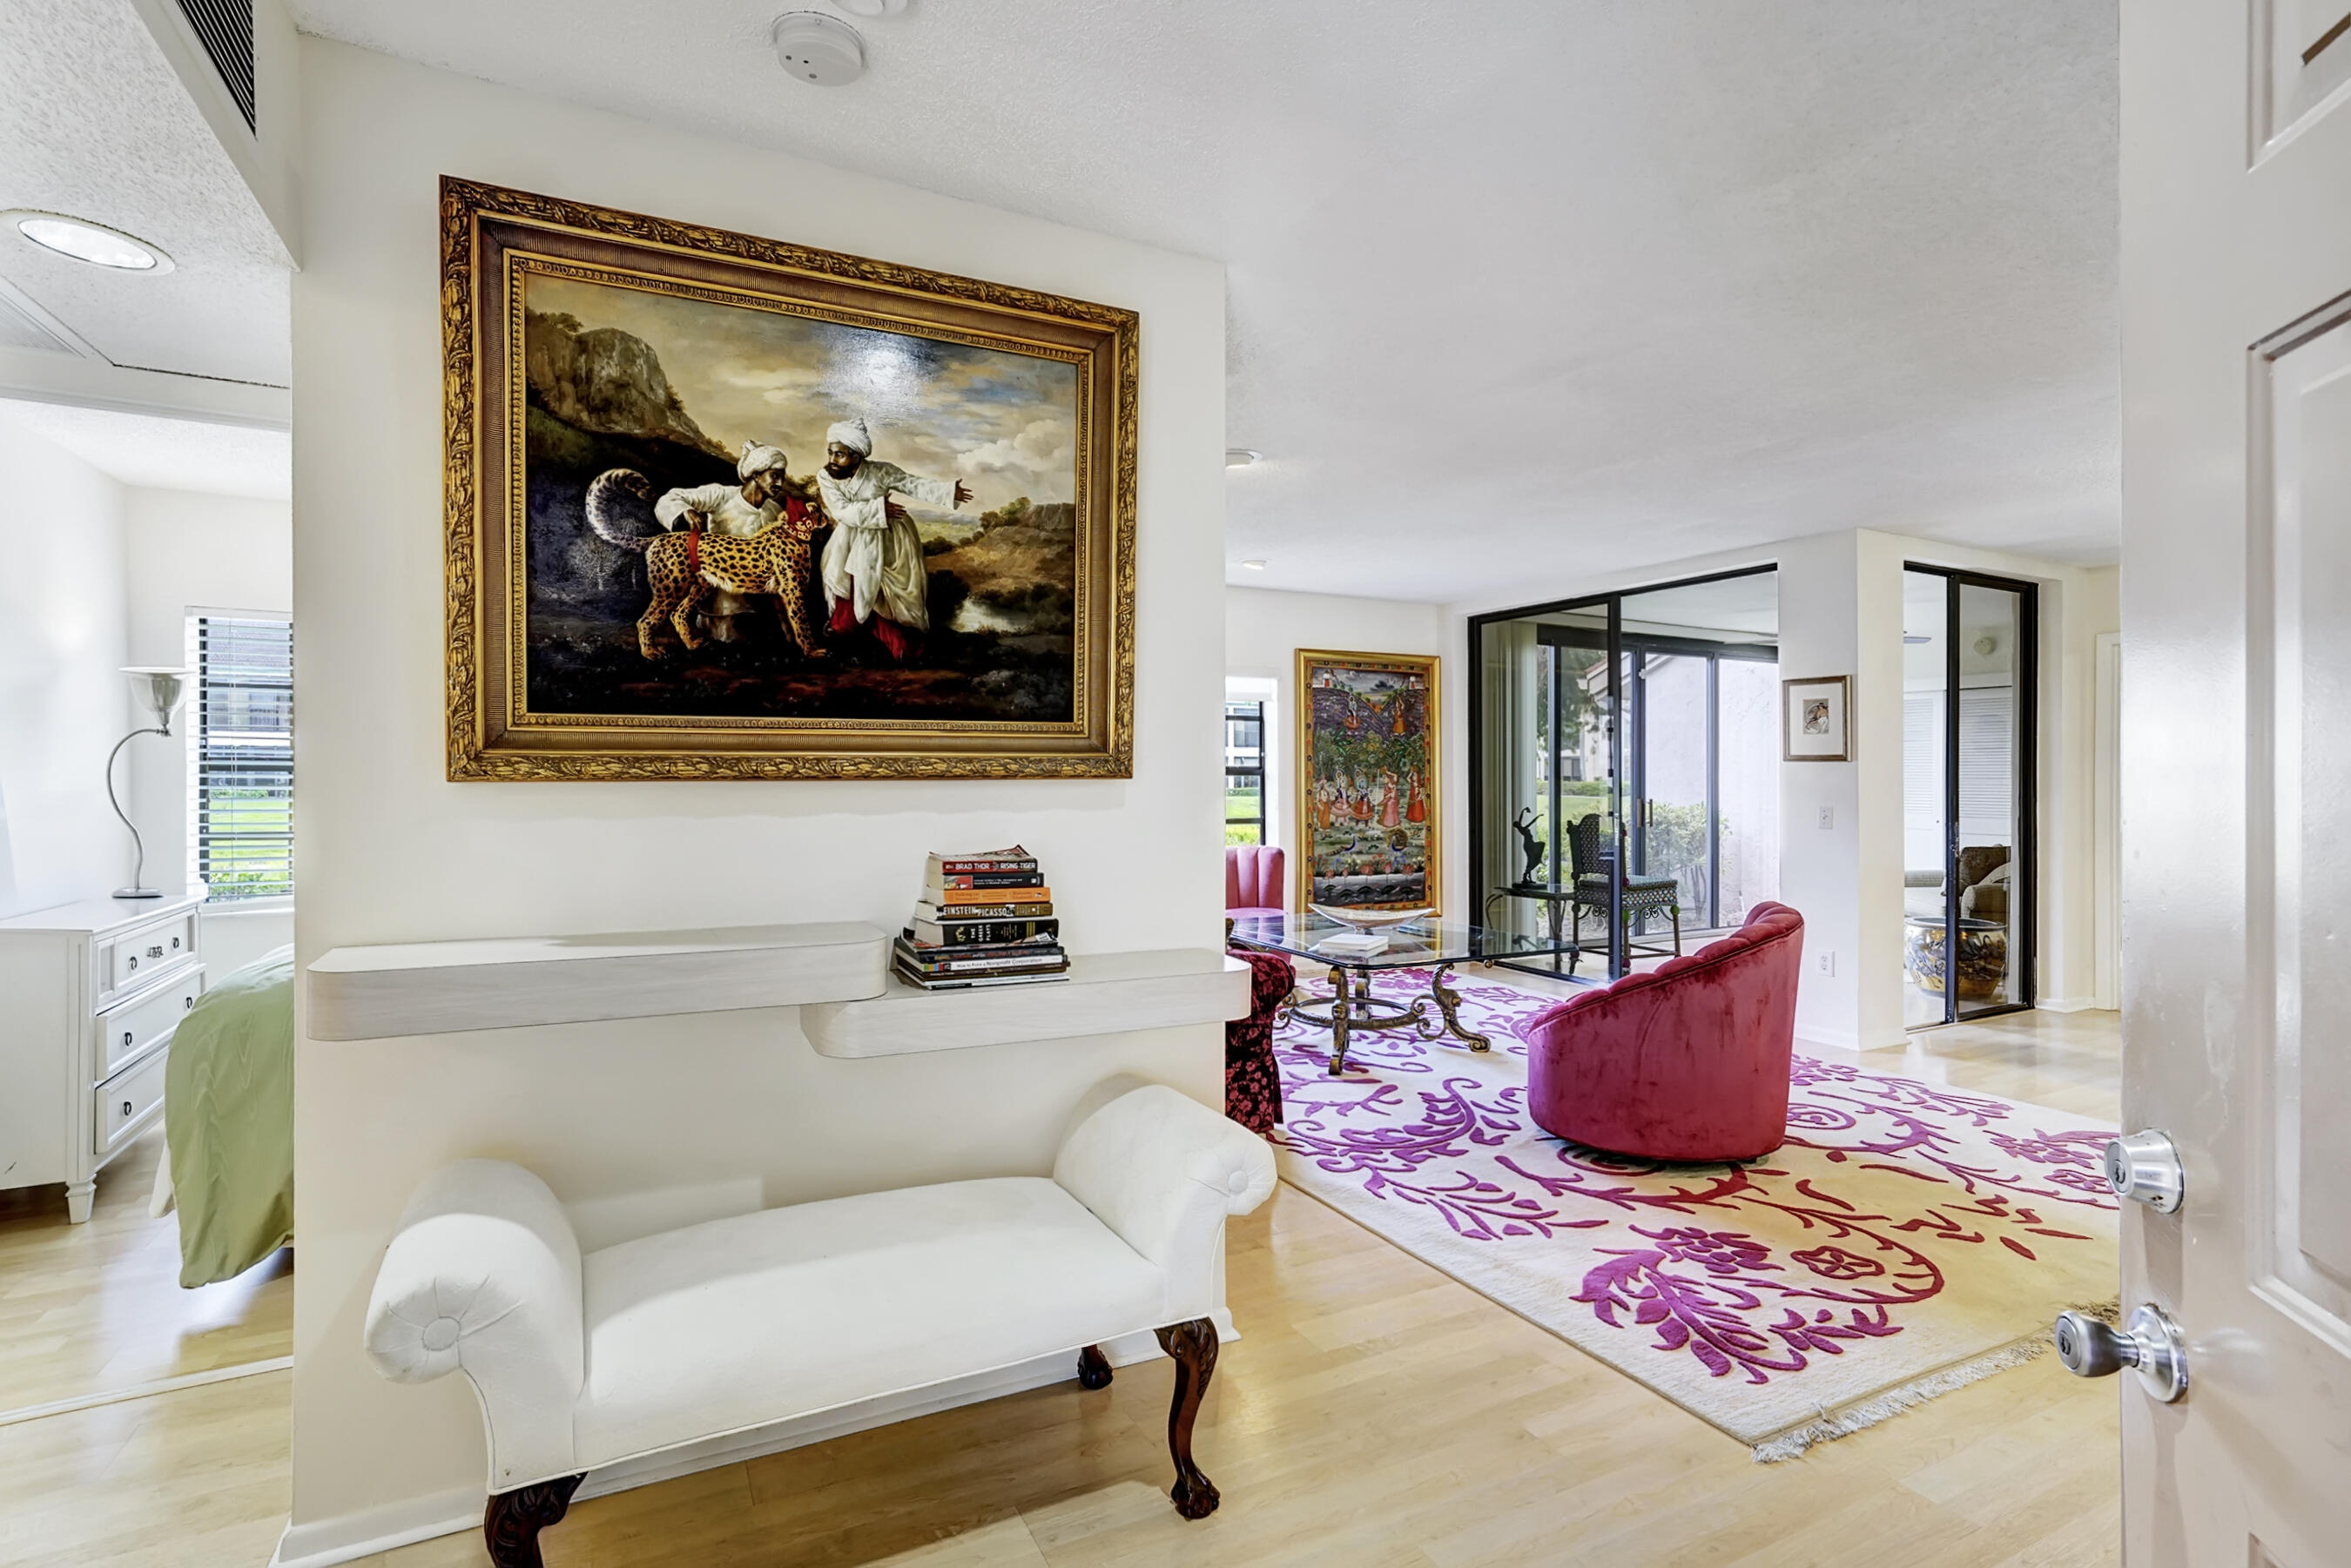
[{"x1": 528, "y1": 273, "x2": 1079, "y2": 514}]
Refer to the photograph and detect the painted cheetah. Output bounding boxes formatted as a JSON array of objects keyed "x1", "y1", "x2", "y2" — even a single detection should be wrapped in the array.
[{"x1": 637, "y1": 515, "x2": 829, "y2": 660}]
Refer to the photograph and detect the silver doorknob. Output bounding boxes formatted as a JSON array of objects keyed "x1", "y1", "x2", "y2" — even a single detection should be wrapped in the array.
[
  {"x1": 2053, "y1": 1304, "x2": 2188, "y2": 1403},
  {"x1": 2104, "y1": 1130, "x2": 2184, "y2": 1212}
]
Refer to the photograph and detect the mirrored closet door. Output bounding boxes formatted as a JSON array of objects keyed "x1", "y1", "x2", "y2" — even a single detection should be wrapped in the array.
[{"x1": 1900, "y1": 566, "x2": 2037, "y2": 1026}]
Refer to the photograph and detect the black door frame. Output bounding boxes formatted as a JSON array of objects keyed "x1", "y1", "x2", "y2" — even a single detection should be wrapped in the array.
[
  {"x1": 1467, "y1": 563, "x2": 1778, "y2": 981},
  {"x1": 1903, "y1": 562, "x2": 2039, "y2": 1026}
]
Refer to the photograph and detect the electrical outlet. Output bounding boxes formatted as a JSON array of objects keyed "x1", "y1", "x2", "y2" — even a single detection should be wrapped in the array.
[
  {"x1": 1817, "y1": 805, "x2": 1835, "y2": 830},
  {"x1": 1816, "y1": 951, "x2": 1836, "y2": 977}
]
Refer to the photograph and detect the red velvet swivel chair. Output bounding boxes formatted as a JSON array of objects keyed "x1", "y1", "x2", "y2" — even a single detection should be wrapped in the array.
[
  {"x1": 1224, "y1": 845, "x2": 1286, "y2": 919},
  {"x1": 1523, "y1": 902, "x2": 1804, "y2": 1161}
]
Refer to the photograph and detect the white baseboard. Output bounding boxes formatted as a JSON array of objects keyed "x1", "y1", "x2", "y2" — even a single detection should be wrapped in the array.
[
  {"x1": 1795, "y1": 1026, "x2": 1907, "y2": 1054},
  {"x1": 271, "y1": 1485, "x2": 481, "y2": 1568},
  {"x1": 268, "y1": 1310, "x2": 1236, "y2": 1568},
  {"x1": 2035, "y1": 996, "x2": 2109, "y2": 1013}
]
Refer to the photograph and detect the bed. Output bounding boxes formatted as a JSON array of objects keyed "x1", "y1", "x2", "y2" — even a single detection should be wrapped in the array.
[{"x1": 149, "y1": 946, "x2": 294, "y2": 1287}]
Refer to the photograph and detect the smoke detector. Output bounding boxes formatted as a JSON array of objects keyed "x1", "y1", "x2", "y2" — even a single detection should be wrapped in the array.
[{"x1": 773, "y1": 12, "x2": 866, "y2": 85}]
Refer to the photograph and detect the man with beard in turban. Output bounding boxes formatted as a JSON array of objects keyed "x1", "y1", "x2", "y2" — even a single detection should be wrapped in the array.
[
  {"x1": 653, "y1": 441, "x2": 827, "y2": 653},
  {"x1": 815, "y1": 416, "x2": 969, "y2": 662}
]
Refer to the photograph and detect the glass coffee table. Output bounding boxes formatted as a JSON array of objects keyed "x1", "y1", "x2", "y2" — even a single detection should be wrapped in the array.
[{"x1": 1227, "y1": 912, "x2": 1577, "y2": 1075}]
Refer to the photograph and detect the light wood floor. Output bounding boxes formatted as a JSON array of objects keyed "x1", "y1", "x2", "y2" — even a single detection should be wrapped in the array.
[
  {"x1": 0, "y1": 1007, "x2": 2122, "y2": 1568},
  {"x1": 0, "y1": 1125, "x2": 292, "y2": 1415}
]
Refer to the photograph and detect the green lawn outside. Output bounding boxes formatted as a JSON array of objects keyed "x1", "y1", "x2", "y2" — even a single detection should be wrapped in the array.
[{"x1": 199, "y1": 785, "x2": 293, "y2": 898}]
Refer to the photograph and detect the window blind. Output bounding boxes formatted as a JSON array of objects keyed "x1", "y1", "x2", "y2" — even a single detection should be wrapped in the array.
[
  {"x1": 190, "y1": 614, "x2": 293, "y2": 900},
  {"x1": 1957, "y1": 685, "x2": 2015, "y2": 841}
]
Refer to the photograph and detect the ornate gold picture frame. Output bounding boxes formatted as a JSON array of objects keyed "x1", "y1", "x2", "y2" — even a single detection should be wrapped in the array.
[
  {"x1": 1295, "y1": 649, "x2": 1440, "y2": 912},
  {"x1": 441, "y1": 177, "x2": 1137, "y2": 780}
]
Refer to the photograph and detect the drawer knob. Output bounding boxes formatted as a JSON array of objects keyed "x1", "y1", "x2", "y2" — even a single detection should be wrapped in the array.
[
  {"x1": 120, "y1": 1100, "x2": 132, "y2": 1118},
  {"x1": 184, "y1": 996, "x2": 193, "y2": 1010},
  {"x1": 127, "y1": 956, "x2": 138, "y2": 972},
  {"x1": 122, "y1": 1032, "x2": 132, "y2": 1048},
  {"x1": 171, "y1": 936, "x2": 180, "y2": 950}
]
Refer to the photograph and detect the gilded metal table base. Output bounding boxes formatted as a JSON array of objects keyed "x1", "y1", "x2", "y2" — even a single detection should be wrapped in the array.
[
  {"x1": 1283, "y1": 961, "x2": 1492, "y2": 1074},
  {"x1": 1427, "y1": 964, "x2": 1492, "y2": 1053}
]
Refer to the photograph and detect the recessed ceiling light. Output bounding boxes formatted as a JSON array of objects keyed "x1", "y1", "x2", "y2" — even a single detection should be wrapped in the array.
[
  {"x1": 1240, "y1": 560, "x2": 1268, "y2": 571},
  {"x1": 772, "y1": 11, "x2": 866, "y2": 84},
  {"x1": 5, "y1": 211, "x2": 172, "y2": 273},
  {"x1": 1225, "y1": 448, "x2": 1262, "y2": 468}
]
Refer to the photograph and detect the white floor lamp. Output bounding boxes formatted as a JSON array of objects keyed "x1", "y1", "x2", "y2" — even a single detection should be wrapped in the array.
[{"x1": 109, "y1": 667, "x2": 188, "y2": 900}]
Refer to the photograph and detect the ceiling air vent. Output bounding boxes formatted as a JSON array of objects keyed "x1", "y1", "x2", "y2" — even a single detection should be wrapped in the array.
[{"x1": 173, "y1": 0, "x2": 255, "y2": 132}]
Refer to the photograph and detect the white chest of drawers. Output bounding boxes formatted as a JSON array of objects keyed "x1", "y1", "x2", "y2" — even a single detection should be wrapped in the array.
[{"x1": 0, "y1": 893, "x2": 206, "y2": 1222}]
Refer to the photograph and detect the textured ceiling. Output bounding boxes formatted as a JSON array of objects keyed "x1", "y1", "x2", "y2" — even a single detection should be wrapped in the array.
[
  {"x1": 0, "y1": 1, "x2": 290, "y2": 387},
  {"x1": 283, "y1": 2, "x2": 2117, "y2": 602},
  {"x1": 0, "y1": 400, "x2": 292, "y2": 498}
]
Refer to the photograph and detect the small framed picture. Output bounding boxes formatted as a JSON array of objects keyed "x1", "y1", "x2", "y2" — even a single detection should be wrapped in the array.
[{"x1": 1782, "y1": 675, "x2": 1851, "y2": 762}]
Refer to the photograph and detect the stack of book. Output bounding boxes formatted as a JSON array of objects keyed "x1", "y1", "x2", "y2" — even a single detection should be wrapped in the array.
[
  {"x1": 893, "y1": 845, "x2": 1068, "y2": 990},
  {"x1": 1316, "y1": 929, "x2": 1390, "y2": 958}
]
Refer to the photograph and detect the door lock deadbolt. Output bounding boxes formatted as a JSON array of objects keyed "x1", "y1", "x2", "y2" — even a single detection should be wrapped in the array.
[{"x1": 2104, "y1": 1130, "x2": 2184, "y2": 1212}]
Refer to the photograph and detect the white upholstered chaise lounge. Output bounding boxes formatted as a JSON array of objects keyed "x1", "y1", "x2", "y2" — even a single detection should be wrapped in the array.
[{"x1": 363, "y1": 1084, "x2": 1276, "y2": 1566}]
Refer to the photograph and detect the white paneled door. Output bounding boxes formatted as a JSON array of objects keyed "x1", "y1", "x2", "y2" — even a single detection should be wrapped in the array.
[{"x1": 2112, "y1": 2, "x2": 2351, "y2": 1562}]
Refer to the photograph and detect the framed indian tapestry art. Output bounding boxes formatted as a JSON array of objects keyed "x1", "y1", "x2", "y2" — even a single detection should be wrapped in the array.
[
  {"x1": 1295, "y1": 649, "x2": 1439, "y2": 912},
  {"x1": 440, "y1": 177, "x2": 1137, "y2": 780}
]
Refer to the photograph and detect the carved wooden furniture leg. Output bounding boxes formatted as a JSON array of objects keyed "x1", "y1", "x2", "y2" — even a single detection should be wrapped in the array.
[
  {"x1": 1152, "y1": 1318, "x2": 1222, "y2": 1519},
  {"x1": 1429, "y1": 963, "x2": 1490, "y2": 1052},
  {"x1": 1077, "y1": 1343, "x2": 1113, "y2": 1389},
  {"x1": 484, "y1": 1475, "x2": 583, "y2": 1568}
]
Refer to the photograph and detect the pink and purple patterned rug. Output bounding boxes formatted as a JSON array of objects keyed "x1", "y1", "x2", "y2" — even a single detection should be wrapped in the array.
[{"x1": 1269, "y1": 969, "x2": 2119, "y2": 1459}]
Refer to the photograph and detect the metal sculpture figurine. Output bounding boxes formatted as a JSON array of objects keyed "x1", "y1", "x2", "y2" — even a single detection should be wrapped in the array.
[{"x1": 1513, "y1": 805, "x2": 1546, "y2": 885}]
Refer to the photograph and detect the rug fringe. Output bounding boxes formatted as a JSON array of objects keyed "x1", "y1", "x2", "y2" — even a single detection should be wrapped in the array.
[{"x1": 1748, "y1": 1298, "x2": 2121, "y2": 1464}]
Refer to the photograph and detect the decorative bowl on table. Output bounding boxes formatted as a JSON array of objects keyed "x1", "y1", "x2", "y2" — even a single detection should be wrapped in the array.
[{"x1": 1308, "y1": 904, "x2": 1435, "y2": 930}]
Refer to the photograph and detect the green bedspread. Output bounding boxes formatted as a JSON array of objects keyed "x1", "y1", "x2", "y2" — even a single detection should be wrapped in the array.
[{"x1": 165, "y1": 946, "x2": 294, "y2": 1287}]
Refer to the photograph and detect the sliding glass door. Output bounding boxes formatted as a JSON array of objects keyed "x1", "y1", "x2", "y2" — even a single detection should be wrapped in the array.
[
  {"x1": 1472, "y1": 569, "x2": 1779, "y2": 980},
  {"x1": 1472, "y1": 603, "x2": 1615, "y2": 972},
  {"x1": 1900, "y1": 566, "x2": 2036, "y2": 1026}
]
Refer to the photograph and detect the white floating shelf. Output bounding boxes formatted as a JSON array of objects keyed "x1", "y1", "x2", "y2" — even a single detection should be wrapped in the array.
[
  {"x1": 802, "y1": 949, "x2": 1252, "y2": 1060},
  {"x1": 307, "y1": 923, "x2": 889, "y2": 1040}
]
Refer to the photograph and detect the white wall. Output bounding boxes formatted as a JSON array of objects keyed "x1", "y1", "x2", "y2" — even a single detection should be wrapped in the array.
[
  {"x1": 1777, "y1": 532, "x2": 1877, "y2": 1046},
  {"x1": 0, "y1": 412, "x2": 131, "y2": 917},
  {"x1": 288, "y1": 39, "x2": 1226, "y2": 1554},
  {"x1": 123, "y1": 488, "x2": 293, "y2": 898},
  {"x1": 1225, "y1": 586, "x2": 1445, "y2": 907}
]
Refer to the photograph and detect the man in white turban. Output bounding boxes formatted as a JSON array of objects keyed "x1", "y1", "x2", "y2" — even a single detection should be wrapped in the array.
[
  {"x1": 816, "y1": 417, "x2": 969, "y2": 661},
  {"x1": 652, "y1": 441, "x2": 825, "y2": 651}
]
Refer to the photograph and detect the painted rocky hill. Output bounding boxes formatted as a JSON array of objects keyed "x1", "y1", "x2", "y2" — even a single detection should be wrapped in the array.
[
  {"x1": 525, "y1": 311, "x2": 731, "y2": 461},
  {"x1": 522, "y1": 310, "x2": 736, "y2": 621}
]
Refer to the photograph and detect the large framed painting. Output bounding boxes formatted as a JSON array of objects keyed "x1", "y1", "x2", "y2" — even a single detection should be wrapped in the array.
[
  {"x1": 440, "y1": 177, "x2": 1136, "y2": 780},
  {"x1": 1295, "y1": 649, "x2": 1440, "y2": 912}
]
